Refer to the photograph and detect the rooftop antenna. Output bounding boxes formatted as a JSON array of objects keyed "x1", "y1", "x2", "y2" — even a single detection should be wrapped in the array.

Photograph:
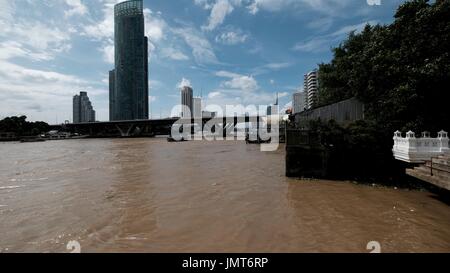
[{"x1": 200, "y1": 87, "x2": 205, "y2": 106}]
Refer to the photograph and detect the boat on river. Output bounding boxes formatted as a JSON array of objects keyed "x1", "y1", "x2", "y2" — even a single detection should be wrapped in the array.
[{"x1": 20, "y1": 138, "x2": 46, "y2": 143}]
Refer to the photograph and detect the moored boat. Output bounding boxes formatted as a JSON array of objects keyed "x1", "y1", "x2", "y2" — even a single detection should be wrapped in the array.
[{"x1": 20, "y1": 138, "x2": 46, "y2": 143}]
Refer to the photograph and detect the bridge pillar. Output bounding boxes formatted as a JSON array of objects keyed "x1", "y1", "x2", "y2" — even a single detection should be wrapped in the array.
[
  {"x1": 191, "y1": 117, "x2": 195, "y2": 139},
  {"x1": 257, "y1": 116, "x2": 260, "y2": 141},
  {"x1": 115, "y1": 124, "x2": 135, "y2": 137},
  {"x1": 223, "y1": 117, "x2": 227, "y2": 139}
]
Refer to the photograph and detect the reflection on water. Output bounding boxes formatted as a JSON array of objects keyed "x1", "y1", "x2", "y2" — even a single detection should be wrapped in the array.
[{"x1": 0, "y1": 138, "x2": 449, "y2": 253}]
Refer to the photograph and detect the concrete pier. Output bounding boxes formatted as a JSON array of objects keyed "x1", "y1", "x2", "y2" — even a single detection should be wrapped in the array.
[{"x1": 406, "y1": 151, "x2": 450, "y2": 190}]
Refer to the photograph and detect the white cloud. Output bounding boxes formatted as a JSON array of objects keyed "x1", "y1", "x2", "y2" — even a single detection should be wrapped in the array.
[
  {"x1": 293, "y1": 38, "x2": 331, "y2": 53},
  {"x1": 0, "y1": 22, "x2": 71, "y2": 59},
  {"x1": 144, "y1": 8, "x2": 166, "y2": 44},
  {"x1": 65, "y1": 0, "x2": 88, "y2": 17},
  {"x1": 208, "y1": 91, "x2": 222, "y2": 99},
  {"x1": 307, "y1": 17, "x2": 334, "y2": 32},
  {"x1": 247, "y1": 0, "x2": 357, "y2": 16},
  {"x1": 161, "y1": 47, "x2": 189, "y2": 61},
  {"x1": 0, "y1": 59, "x2": 105, "y2": 122},
  {"x1": 0, "y1": 0, "x2": 14, "y2": 21},
  {"x1": 215, "y1": 31, "x2": 248, "y2": 45},
  {"x1": 149, "y1": 79, "x2": 163, "y2": 89},
  {"x1": 102, "y1": 42, "x2": 115, "y2": 64},
  {"x1": 247, "y1": 0, "x2": 297, "y2": 14},
  {"x1": 194, "y1": 0, "x2": 213, "y2": 9},
  {"x1": 207, "y1": 68, "x2": 292, "y2": 111},
  {"x1": 172, "y1": 27, "x2": 218, "y2": 64},
  {"x1": 250, "y1": 62, "x2": 293, "y2": 76},
  {"x1": 0, "y1": 1, "x2": 110, "y2": 122},
  {"x1": 194, "y1": 0, "x2": 365, "y2": 24},
  {"x1": 80, "y1": 0, "x2": 117, "y2": 67},
  {"x1": 331, "y1": 21, "x2": 377, "y2": 36},
  {"x1": 205, "y1": 88, "x2": 283, "y2": 111},
  {"x1": 264, "y1": 62, "x2": 291, "y2": 70},
  {"x1": 82, "y1": 0, "x2": 117, "y2": 40},
  {"x1": 278, "y1": 91, "x2": 289, "y2": 98},
  {"x1": 216, "y1": 71, "x2": 258, "y2": 92},
  {"x1": 293, "y1": 21, "x2": 377, "y2": 52},
  {"x1": 247, "y1": 1, "x2": 259, "y2": 14},
  {"x1": 0, "y1": 60, "x2": 84, "y2": 84},
  {"x1": 0, "y1": 1, "x2": 72, "y2": 64},
  {"x1": 0, "y1": 41, "x2": 53, "y2": 61},
  {"x1": 177, "y1": 77, "x2": 192, "y2": 89},
  {"x1": 202, "y1": 0, "x2": 234, "y2": 31}
]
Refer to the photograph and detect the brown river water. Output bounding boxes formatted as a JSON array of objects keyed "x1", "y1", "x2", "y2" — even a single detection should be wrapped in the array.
[{"x1": 0, "y1": 138, "x2": 449, "y2": 253}]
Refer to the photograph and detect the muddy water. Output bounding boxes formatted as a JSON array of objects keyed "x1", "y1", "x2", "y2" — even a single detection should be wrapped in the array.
[{"x1": 0, "y1": 138, "x2": 449, "y2": 253}]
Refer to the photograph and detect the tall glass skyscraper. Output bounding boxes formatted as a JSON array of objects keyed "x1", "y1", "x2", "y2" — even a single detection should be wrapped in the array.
[{"x1": 109, "y1": 0, "x2": 149, "y2": 121}]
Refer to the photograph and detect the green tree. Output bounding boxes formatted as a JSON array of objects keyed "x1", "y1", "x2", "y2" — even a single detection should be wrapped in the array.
[
  {"x1": 0, "y1": 116, "x2": 50, "y2": 136},
  {"x1": 309, "y1": 0, "x2": 450, "y2": 181},
  {"x1": 317, "y1": 0, "x2": 450, "y2": 134}
]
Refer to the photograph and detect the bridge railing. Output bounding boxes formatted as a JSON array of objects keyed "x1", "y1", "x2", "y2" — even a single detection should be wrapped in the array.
[{"x1": 393, "y1": 130, "x2": 449, "y2": 163}]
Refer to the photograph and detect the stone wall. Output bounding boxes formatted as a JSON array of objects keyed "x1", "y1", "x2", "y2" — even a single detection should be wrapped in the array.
[{"x1": 294, "y1": 97, "x2": 365, "y2": 127}]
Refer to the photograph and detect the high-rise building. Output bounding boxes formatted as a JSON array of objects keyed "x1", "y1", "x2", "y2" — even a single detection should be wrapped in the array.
[
  {"x1": 202, "y1": 111, "x2": 216, "y2": 119},
  {"x1": 193, "y1": 97, "x2": 202, "y2": 118},
  {"x1": 109, "y1": 0, "x2": 149, "y2": 121},
  {"x1": 109, "y1": 69, "x2": 115, "y2": 121},
  {"x1": 293, "y1": 92, "x2": 306, "y2": 113},
  {"x1": 73, "y1": 92, "x2": 96, "y2": 123},
  {"x1": 181, "y1": 86, "x2": 193, "y2": 118},
  {"x1": 73, "y1": 95, "x2": 80, "y2": 123},
  {"x1": 267, "y1": 92, "x2": 279, "y2": 116},
  {"x1": 304, "y1": 70, "x2": 319, "y2": 110}
]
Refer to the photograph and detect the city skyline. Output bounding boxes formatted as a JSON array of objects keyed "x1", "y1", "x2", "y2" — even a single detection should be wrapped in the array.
[{"x1": 0, "y1": 0, "x2": 407, "y2": 123}]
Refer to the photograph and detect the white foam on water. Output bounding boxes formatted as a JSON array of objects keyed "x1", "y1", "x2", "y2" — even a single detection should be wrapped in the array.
[
  {"x1": 8, "y1": 177, "x2": 48, "y2": 182},
  {"x1": 32, "y1": 177, "x2": 49, "y2": 182},
  {"x1": 124, "y1": 236, "x2": 147, "y2": 241},
  {"x1": 0, "y1": 185, "x2": 25, "y2": 190}
]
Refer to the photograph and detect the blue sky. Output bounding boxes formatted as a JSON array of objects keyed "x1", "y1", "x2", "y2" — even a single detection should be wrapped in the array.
[{"x1": 0, "y1": 0, "x2": 407, "y2": 122}]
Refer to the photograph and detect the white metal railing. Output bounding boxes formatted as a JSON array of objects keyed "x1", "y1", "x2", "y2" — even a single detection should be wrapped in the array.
[{"x1": 393, "y1": 130, "x2": 449, "y2": 163}]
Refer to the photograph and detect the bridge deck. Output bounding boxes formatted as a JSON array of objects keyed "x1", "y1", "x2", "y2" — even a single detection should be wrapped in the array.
[{"x1": 50, "y1": 116, "x2": 265, "y2": 137}]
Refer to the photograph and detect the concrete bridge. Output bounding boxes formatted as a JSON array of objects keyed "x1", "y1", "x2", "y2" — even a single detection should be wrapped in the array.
[{"x1": 50, "y1": 116, "x2": 264, "y2": 138}]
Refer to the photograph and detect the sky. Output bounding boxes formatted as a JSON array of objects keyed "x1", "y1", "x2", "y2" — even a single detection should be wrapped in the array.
[{"x1": 0, "y1": 0, "x2": 408, "y2": 123}]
